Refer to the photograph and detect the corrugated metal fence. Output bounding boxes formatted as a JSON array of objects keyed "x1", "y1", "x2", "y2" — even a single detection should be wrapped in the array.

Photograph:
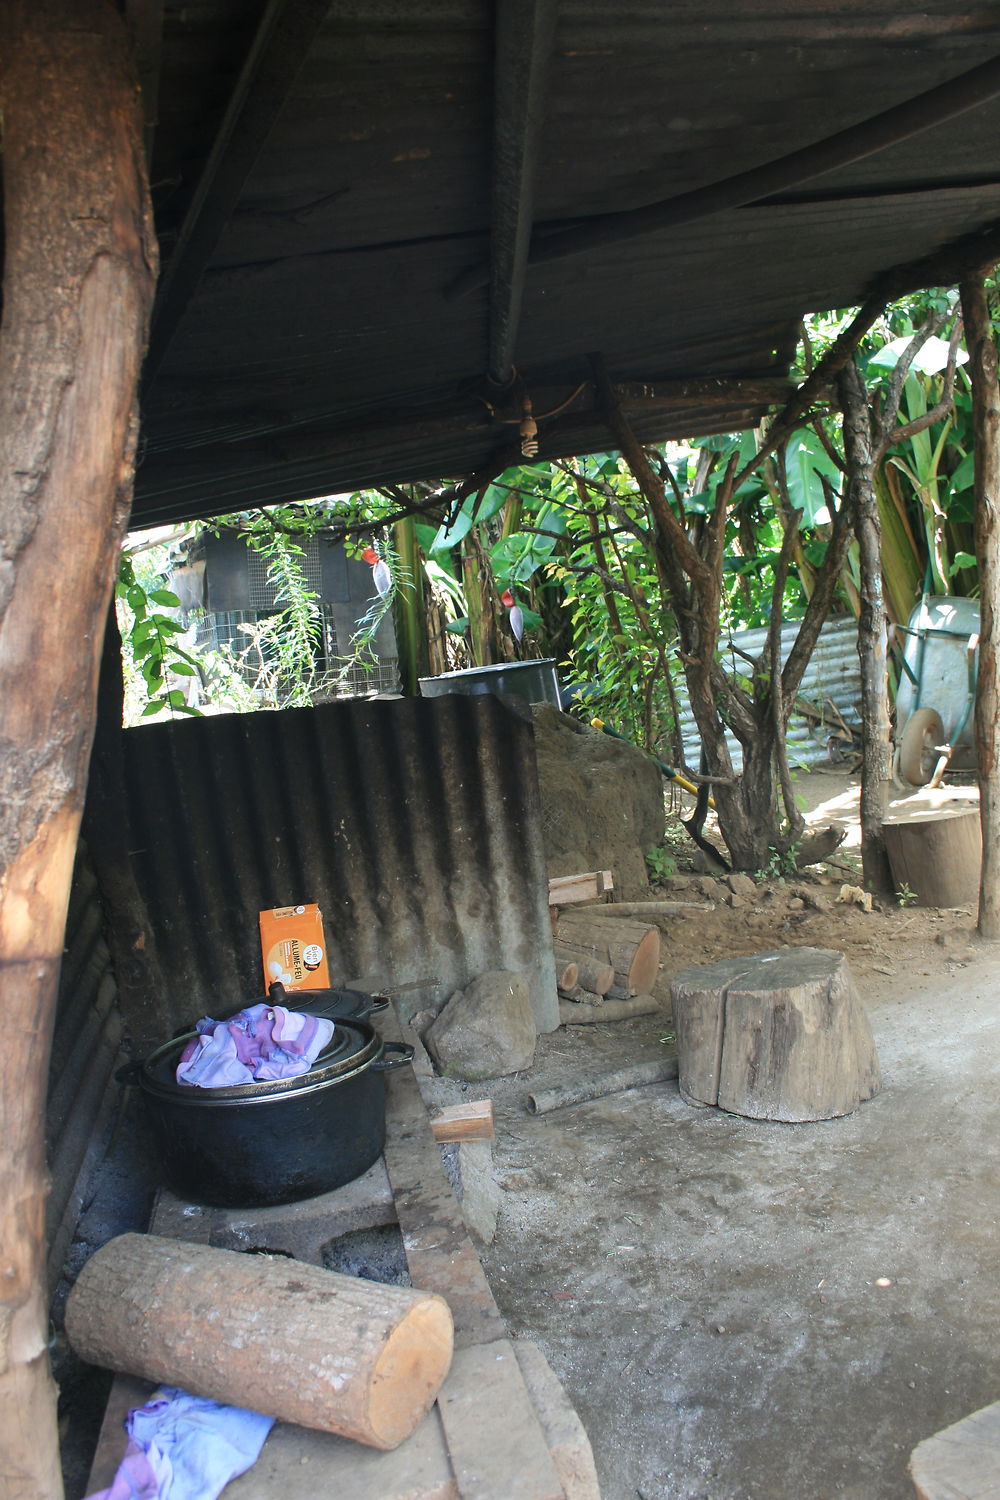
[
  {"x1": 86, "y1": 694, "x2": 560, "y2": 1043},
  {"x1": 46, "y1": 843, "x2": 123, "y2": 1294},
  {"x1": 677, "y1": 615, "x2": 861, "y2": 771}
]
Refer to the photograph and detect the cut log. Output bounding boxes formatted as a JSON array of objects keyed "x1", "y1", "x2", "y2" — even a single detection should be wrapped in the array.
[
  {"x1": 555, "y1": 959, "x2": 580, "y2": 991},
  {"x1": 65, "y1": 1233, "x2": 454, "y2": 1451},
  {"x1": 526, "y1": 1057, "x2": 678, "y2": 1115},
  {"x1": 552, "y1": 940, "x2": 614, "y2": 996},
  {"x1": 557, "y1": 983, "x2": 605, "y2": 1004},
  {"x1": 883, "y1": 804, "x2": 982, "y2": 907},
  {"x1": 556, "y1": 911, "x2": 660, "y2": 998},
  {"x1": 670, "y1": 947, "x2": 881, "y2": 1122},
  {"x1": 559, "y1": 994, "x2": 662, "y2": 1025}
]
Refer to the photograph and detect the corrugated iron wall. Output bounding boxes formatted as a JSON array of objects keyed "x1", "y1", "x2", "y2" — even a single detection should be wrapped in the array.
[
  {"x1": 46, "y1": 843, "x2": 124, "y2": 1294},
  {"x1": 87, "y1": 694, "x2": 559, "y2": 1043},
  {"x1": 677, "y1": 616, "x2": 861, "y2": 771}
]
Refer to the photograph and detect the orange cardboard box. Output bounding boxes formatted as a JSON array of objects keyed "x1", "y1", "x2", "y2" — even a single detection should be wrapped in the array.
[{"x1": 259, "y1": 903, "x2": 331, "y2": 991}]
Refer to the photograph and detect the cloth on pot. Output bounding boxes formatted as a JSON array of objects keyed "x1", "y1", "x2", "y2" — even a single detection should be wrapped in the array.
[
  {"x1": 85, "y1": 1386, "x2": 274, "y2": 1500},
  {"x1": 176, "y1": 1002, "x2": 335, "y2": 1087}
]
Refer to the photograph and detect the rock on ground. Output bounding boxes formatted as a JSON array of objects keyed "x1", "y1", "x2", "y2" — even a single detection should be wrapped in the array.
[{"x1": 425, "y1": 970, "x2": 537, "y2": 1080}]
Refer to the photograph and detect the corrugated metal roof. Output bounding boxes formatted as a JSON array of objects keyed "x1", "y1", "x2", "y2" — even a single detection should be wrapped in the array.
[
  {"x1": 85, "y1": 694, "x2": 560, "y2": 1042},
  {"x1": 677, "y1": 615, "x2": 862, "y2": 772},
  {"x1": 129, "y1": 3, "x2": 1000, "y2": 521}
]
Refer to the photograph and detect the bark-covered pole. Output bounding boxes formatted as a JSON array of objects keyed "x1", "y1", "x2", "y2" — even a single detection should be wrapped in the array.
[
  {"x1": 838, "y1": 359, "x2": 895, "y2": 896},
  {"x1": 0, "y1": 4, "x2": 156, "y2": 1493},
  {"x1": 959, "y1": 271, "x2": 1000, "y2": 940}
]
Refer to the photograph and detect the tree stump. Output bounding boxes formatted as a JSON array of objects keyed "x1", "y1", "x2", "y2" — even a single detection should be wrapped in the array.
[
  {"x1": 65, "y1": 1233, "x2": 454, "y2": 1450},
  {"x1": 670, "y1": 947, "x2": 880, "y2": 1122},
  {"x1": 883, "y1": 805, "x2": 981, "y2": 907},
  {"x1": 555, "y1": 911, "x2": 660, "y2": 998}
]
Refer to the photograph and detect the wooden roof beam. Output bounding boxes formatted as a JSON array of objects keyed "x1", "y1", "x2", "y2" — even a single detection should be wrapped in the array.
[
  {"x1": 451, "y1": 52, "x2": 1000, "y2": 298},
  {"x1": 144, "y1": 0, "x2": 331, "y2": 384},
  {"x1": 125, "y1": 0, "x2": 164, "y2": 163},
  {"x1": 487, "y1": 0, "x2": 559, "y2": 386}
]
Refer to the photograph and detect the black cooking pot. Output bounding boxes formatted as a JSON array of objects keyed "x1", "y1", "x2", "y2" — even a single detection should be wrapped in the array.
[
  {"x1": 186, "y1": 983, "x2": 390, "y2": 1031},
  {"x1": 119, "y1": 1015, "x2": 413, "y2": 1209}
]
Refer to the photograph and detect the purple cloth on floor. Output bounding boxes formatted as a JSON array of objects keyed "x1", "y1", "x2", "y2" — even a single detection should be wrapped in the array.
[
  {"x1": 85, "y1": 1386, "x2": 274, "y2": 1500},
  {"x1": 176, "y1": 1002, "x2": 334, "y2": 1087}
]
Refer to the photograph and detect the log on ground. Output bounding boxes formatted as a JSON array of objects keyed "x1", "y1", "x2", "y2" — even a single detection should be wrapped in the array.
[
  {"x1": 65, "y1": 1233, "x2": 454, "y2": 1450},
  {"x1": 670, "y1": 946, "x2": 880, "y2": 1122},
  {"x1": 559, "y1": 994, "x2": 662, "y2": 1025},
  {"x1": 526, "y1": 1057, "x2": 678, "y2": 1115}
]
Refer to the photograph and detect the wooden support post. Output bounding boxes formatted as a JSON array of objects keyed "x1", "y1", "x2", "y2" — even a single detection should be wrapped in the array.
[
  {"x1": 0, "y1": 4, "x2": 156, "y2": 1493},
  {"x1": 960, "y1": 270, "x2": 1000, "y2": 939}
]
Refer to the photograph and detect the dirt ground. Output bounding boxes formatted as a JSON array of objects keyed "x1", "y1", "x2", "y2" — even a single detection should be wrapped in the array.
[{"x1": 465, "y1": 765, "x2": 1000, "y2": 1500}]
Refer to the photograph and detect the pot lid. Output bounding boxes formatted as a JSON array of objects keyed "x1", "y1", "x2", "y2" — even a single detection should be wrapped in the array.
[{"x1": 140, "y1": 1014, "x2": 381, "y2": 1101}]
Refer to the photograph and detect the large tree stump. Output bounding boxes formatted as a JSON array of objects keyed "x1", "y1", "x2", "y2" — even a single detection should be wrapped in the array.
[
  {"x1": 65, "y1": 1233, "x2": 454, "y2": 1451},
  {"x1": 670, "y1": 947, "x2": 880, "y2": 1121},
  {"x1": 883, "y1": 804, "x2": 982, "y2": 907},
  {"x1": 910, "y1": 1399, "x2": 1000, "y2": 1500},
  {"x1": 555, "y1": 911, "x2": 660, "y2": 999}
]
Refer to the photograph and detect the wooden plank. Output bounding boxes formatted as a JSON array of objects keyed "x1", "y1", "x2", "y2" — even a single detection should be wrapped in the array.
[
  {"x1": 436, "y1": 1342, "x2": 564, "y2": 1500},
  {"x1": 430, "y1": 1101, "x2": 495, "y2": 1143},
  {"x1": 380, "y1": 1009, "x2": 508, "y2": 1350},
  {"x1": 547, "y1": 871, "x2": 613, "y2": 906}
]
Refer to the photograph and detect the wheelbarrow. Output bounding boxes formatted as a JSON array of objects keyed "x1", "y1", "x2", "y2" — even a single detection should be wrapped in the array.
[{"x1": 892, "y1": 595, "x2": 979, "y2": 788}]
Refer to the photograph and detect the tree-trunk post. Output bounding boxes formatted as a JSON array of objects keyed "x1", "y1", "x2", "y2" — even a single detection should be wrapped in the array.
[
  {"x1": 959, "y1": 271, "x2": 1000, "y2": 940},
  {"x1": 839, "y1": 359, "x2": 895, "y2": 896},
  {"x1": 0, "y1": 4, "x2": 157, "y2": 1493}
]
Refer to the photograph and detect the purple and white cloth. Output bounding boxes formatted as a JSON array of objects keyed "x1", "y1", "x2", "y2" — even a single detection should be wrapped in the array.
[
  {"x1": 85, "y1": 1386, "x2": 274, "y2": 1500},
  {"x1": 176, "y1": 1003, "x2": 334, "y2": 1088}
]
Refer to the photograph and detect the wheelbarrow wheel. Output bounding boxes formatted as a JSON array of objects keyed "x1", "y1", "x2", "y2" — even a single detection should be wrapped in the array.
[{"x1": 896, "y1": 707, "x2": 946, "y2": 787}]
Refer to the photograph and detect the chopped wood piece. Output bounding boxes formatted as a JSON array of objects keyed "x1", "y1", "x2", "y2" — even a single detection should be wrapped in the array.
[
  {"x1": 552, "y1": 940, "x2": 615, "y2": 996},
  {"x1": 555, "y1": 959, "x2": 580, "y2": 990},
  {"x1": 429, "y1": 1100, "x2": 495, "y2": 1143},
  {"x1": 671, "y1": 947, "x2": 881, "y2": 1122},
  {"x1": 526, "y1": 1057, "x2": 678, "y2": 1115},
  {"x1": 556, "y1": 911, "x2": 660, "y2": 998},
  {"x1": 65, "y1": 1233, "x2": 454, "y2": 1451},
  {"x1": 557, "y1": 984, "x2": 604, "y2": 1004},
  {"x1": 548, "y1": 870, "x2": 614, "y2": 905},
  {"x1": 559, "y1": 994, "x2": 661, "y2": 1025}
]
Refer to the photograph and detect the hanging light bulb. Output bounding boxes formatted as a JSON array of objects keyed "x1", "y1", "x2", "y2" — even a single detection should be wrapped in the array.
[{"x1": 519, "y1": 394, "x2": 538, "y2": 457}]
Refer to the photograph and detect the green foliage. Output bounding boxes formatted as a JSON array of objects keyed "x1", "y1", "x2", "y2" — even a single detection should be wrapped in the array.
[
  {"x1": 645, "y1": 846, "x2": 677, "y2": 883},
  {"x1": 116, "y1": 554, "x2": 201, "y2": 721},
  {"x1": 755, "y1": 844, "x2": 800, "y2": 880},
  {"x1": 896, "y1": 882, "x2": 918, "y2": 907}
]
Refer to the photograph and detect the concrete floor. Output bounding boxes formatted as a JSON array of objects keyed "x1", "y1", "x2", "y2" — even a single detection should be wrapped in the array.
[{"x1": 478, "y1": 959, "x2": 1000, "y2": 1500}]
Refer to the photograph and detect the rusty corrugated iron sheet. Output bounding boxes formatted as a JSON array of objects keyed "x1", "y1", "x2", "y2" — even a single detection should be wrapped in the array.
[
  {"x1": 95, "y1": 694, "x2": 559, "y2": 1040},
  {"x1": 678, "y1": 616, "x2": 862, "y2": 772},
  {"x1": 47, "y1": 843, "x2": 124, "y2": 1293}
]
